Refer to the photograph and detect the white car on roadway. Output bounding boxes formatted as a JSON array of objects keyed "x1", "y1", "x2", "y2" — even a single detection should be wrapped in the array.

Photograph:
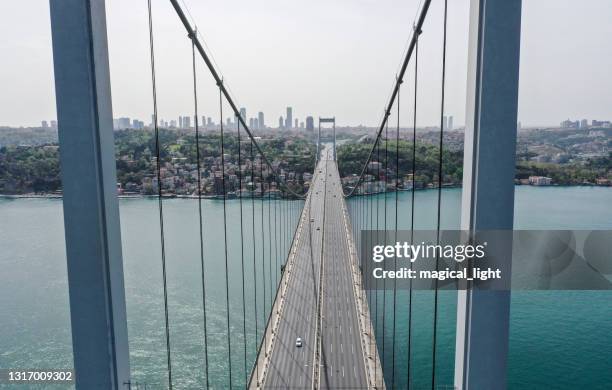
[{"x1": 295, "y1": 337, "x2": 303, "y2": 348}]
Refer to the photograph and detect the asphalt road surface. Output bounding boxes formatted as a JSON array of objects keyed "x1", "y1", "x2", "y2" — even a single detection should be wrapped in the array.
[{"x1": 264, "y1": 145, "x2": 368, "y2": 389}]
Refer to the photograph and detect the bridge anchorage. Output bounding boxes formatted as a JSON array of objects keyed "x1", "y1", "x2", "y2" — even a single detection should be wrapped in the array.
[{"x1": 51, "y1": 0, "x2": 520, "y2": 388}]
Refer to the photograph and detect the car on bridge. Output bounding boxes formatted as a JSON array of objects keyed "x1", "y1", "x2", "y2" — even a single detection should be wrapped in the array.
[{"x1": 295, "y1": 337, "x2": 302, "y2": 348}]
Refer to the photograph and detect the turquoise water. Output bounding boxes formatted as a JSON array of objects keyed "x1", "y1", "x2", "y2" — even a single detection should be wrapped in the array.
[
  {"x1": 0, "y1": 186, "x2": 611, "y2": 389},
  {"x1": 347, "y1": 186, "x2": 612, "y2": 389}
]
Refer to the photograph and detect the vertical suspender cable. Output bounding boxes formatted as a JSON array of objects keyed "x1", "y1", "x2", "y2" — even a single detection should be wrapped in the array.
[
  {"x1": 250, "y1": 139, "x2": 260, "y2": 383},
  {"x1": 382, "y1": 117, "x2": 389, "y2": 377},
  {"x1": 391, "y1": 82, "x2": 401, "y2": 388},
  {"x1": 268, "y1": 177, "x2": 273, "y2": 308},
  {"x1": 431, "y1": 0, "x2": 448, "y2": 387},
  {"x1": 218, "y1": 86, "x2": 233, "y2": 388},
  {"x1": 260, "y1": 156, "x2": 267, "y2": 363},
  {"x1": 368, "y1": 161, "x2": 374, "y2": 367},
  {"x1": 146, "y1": 1, "x2": 173, "y2": 387},
  {"x1": 274, "y1": 185, "x2": 279, "y2": 290},
  {"x1": 373, "y1": 127, "x2": 381, "y2": 386},
  {"x1": 407, "y1": 35, "x2": 419, "y2": 389},
  {"x1": 237, "y1": 118, "x2": 248, "y2": 384},
  {"x1": 190, "y1": 35, "x2": 210, "y2": 389}
]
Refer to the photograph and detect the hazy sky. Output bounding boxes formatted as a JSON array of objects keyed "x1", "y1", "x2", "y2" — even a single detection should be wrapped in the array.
[{"x1": 0, "y1": 0, "x2": 611, "y2": 128}]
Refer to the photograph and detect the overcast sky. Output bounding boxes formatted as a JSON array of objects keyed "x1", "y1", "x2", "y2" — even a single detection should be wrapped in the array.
[{"x1": 1, "y1": 0, "x2": 611, "y2": 128}]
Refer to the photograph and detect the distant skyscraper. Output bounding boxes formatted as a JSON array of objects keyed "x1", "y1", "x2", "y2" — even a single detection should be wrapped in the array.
[
  {"x1": 279, "y1": 116, "x2": 284, "y2": 129},
  {"x1": 240, "y1": 107, "x2": 247, "y2": 122},
  {"x1": 258, "y1": 112, "x2": 265, "y2": 129},
  {"x1": 443, "y1": 115, "x2": 448, "y2": 130},
  {"x1": 170, "y1": 120, "x2": 177, "y2": 128},
  {"x1": 183, "y1": 116, "x2": 191, "y2": 128},
  {"x1": 254, "y1": 118, "x2": 259, "y2": 129},
  {"x1": 295, "y1": 118, "x2": 298, "y2": 129},
  {"x1": 306, "y1": 116, "x2": 314, "y2": 131},
  {"x1": 285, "y1": 107, "x2": 293, "y2": 130},
  {"x1": 249, "y1": 118, "x2": 255, "y2": 129},
  {"x1": 227, "y1": 117, "x2": 232, "y2": 126},
  {"x1": 580, "y1": 119, "x2": 589, "y2": 129},
  {"x1": 448, "y1": 116, "x2": 453, "y2": 131},
  {"x1": 207, "y1": 117, "x2": 213, "y2": 127},
  {"x1": 50, "y1": 120, "x2": 57, "y2": 130},
  {"x1": 179, "y1": 116, "x2": 183, "y2": 128},
  {"x1": 118, "y1": 117, "x2": 130, "y2": 129},
  {"x1": 41, "y1": 120, "x2": 49, "y2": 129}
]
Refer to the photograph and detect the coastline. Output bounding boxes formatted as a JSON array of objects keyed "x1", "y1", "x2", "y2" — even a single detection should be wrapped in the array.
[{"x1": 1, "y1": 183, "x2": 611, "y2": 200}]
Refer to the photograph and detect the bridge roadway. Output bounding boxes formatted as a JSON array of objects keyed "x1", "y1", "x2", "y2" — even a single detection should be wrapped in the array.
[{"x1": 250, "y1": 145, "x2": 377, "y2": 389}]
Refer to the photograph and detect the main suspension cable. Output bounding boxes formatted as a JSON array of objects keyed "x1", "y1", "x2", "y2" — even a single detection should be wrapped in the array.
[
  {"x1": 342, "y1": 0, "x2": 432, "y2": 198},
  {"x1": 168, "y1": 0, "x2": 307, "y2": 199}
]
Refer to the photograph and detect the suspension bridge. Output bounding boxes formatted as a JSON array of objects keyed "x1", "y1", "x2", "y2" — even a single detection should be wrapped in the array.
[{"x1": 49, "y1": 0, "x2": 521, "y2": 388}]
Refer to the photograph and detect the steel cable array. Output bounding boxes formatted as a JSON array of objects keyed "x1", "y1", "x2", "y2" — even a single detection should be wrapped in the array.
[
  {"x1": 144, "y1": 0, "x2": 310, "y2": 388},
  {"x1": 343, "y1": 0, "x2": 450, "y2": 388}
]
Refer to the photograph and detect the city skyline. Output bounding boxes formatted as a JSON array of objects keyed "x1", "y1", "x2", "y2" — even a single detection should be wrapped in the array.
[
  {"x1": 1, "y1": 0, "x2": 612, "y2": 128},
  {"x1": 32, "y1": 112, "x2": 612, "y2": 132}
]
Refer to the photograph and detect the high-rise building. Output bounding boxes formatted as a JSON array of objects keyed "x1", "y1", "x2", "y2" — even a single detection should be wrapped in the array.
[
  {"x1": 249, "y1": 118, "x2": 255, "y2": 129},
  {"x1": 117, "y1": 117, "x2": 130, "y2": 129},
  {"x1": 285, "y1": 107, "x2": 293, "y2": 130},
  {"x1": 279, "y1": 116, "x2": 284, "y2": 129},
  {"x1": 41, "y1": 120, "x2": 49, "y2": 129},
  {"x1": 561, "y1": 119, "x2": 579, "y2": 128},
  {"x1": 132, "y1": 119, "x2": 144, "y2": 129},
  {"x1": 253, "y1": 118, "x2": 259, "y2": 130},
  {"x1": 207, "y1": 117, "x2": 213, "y2": 127},
  {"x1": 184, "y1": 116, "x2": 191, "y2": 128},
  {"x1": 306, "y1": 116, "x2": 314, "y2": 131},
  {"x1": 240, "y1": 107, "x2": 247, "y2": 122},
  {"x1": 179, "y1": 116, "x2": 183, "y2": 128},
  {"x1": 258, "y1": 112, "x2": 265, "y2": 129},
  {"x1": 170, "y1": 120, "x2": 177, "y2": 128},
  {"x1": 295, "y1": 118, "x2": 298, "y2": 129},
  {"x1": 448, "y1": 116, "x2": 454, "y2": 131},
  {"x1": 50, "y1": 120, "x2": 57, "y2": 130},
  {"x1": 580, "y1": 119, "x2": 589, "y2": 129}
]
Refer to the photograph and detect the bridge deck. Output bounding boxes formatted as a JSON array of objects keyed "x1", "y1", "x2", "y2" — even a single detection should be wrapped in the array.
[{"x1": 249, "y1": 146, "x2": 384, "y2": 389}]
